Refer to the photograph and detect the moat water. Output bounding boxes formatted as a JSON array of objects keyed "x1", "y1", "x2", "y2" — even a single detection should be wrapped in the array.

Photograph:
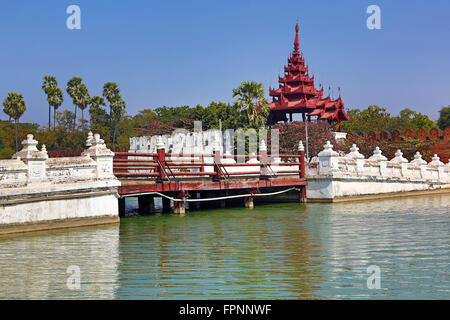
[{"x1": 0, "y1": 194, "x2": 449, "y2": 299}]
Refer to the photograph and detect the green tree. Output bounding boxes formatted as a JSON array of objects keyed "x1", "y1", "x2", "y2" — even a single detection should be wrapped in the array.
[
  {"x1": 66, "y1": 77, "x2": 90, "y2": 131},
  {"x1": 232, "y1": 81, "x2": 270, "y2": 129},
  {"x1": 110, "y1": 98, "x2": 126, "y2": 146},
  {"x1": 89, "y1": 96, "x2": 109, "y2": 139},
  {"x1": 2, "y1": 93, "x2": 26, "y2": 151},
  {"x1": 102, "y1": 82, "x2": 125, "y2": 145},
  {"x1": 391, "y1": 108, "x2": 435, "y2": 130},
  {"x1": 76, "y1": 84, "x2": 90, "y2": 131},
  {"x1": 51, "y1": 87, "x2": 64, "y2": 131},
  {"x1": 102, "y1": 82, "x2": 120, "y2": 126},
  {"x1": 340, "y1": 105, "x2": 393, "y2": 133},
  {"x1": 437, "y1": 106, "x2": 450, "y2": 130},
  {"x1": 42, "y1": 76, "x2": 58, "y2": 129}
]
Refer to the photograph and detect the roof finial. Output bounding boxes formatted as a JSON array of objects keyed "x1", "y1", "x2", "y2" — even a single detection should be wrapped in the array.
[{"x1": 294, "y1": 21, "x2": 300, "y2": 52}]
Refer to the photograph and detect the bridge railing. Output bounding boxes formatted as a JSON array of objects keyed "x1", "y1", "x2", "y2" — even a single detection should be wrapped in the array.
[{"x1": 113, "y1": 144, "x2": 306, "y2": 181}]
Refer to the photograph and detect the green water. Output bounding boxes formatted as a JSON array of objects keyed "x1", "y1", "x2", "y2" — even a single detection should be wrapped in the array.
[{"x1": 0, "y1": 194, "x2": 449, "y2": 299}]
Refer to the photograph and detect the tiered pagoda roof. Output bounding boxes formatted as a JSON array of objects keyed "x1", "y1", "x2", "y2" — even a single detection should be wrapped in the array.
[{"x1": 268, "y1": 23, "x2": 349, "y2": 125}]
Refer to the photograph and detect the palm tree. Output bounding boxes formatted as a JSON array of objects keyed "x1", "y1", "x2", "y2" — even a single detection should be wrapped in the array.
[
  {"x1": 102, "y1": 82, "x2": 120, "y2": 126},
  {"x1": 2, "y1": 93, "x2": 26, "y2": 151},
  {"x1": 232, "y1": 81, "x2": 270, "y2": 129},
  {"x1": 66, "y1": 77, "x2": 89, "y2": 131},
  {"x1": 89, "y1": 96, "x2": 109, "y2": 138},
  {"x1": 110, "y1": 98, "x2": 126, "y2": 146},
  {"x1": 76, "y1": 84, "x2": 90, "y2": 131},
  {"x1": 42, "y1": 75, "x2": 57, "y2": 129},
  {"x1": 89, "y1": 96, "x2": 107, "y2": 125},
  {"x1": 51, "y1": 87, "x2": 64, "y2": 130},
  {"x1": 102, "y1": 82, "x2": 123, "y2": 143},
  {"x1": 66, "y1": 77, "x2": 82, "y2": 130}
]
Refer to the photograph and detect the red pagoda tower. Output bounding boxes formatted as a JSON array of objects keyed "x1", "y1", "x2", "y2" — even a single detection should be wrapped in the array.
[{"x1": 268, "y1": 23, "x2": 349, "y2": 126}]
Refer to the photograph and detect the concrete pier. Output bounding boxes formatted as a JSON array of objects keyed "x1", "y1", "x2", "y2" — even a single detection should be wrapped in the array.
[
  {"x1": 244, "y1": 196, "x2": 254, "y2": 209},
  {"x1": 138, "y1": 195, "x2": 154, "y2": 215}
]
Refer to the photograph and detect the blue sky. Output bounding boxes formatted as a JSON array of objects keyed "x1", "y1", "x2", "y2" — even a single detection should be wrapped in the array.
[{"x1": 0, "y1": 0, "x2": 449, "y2": 125}]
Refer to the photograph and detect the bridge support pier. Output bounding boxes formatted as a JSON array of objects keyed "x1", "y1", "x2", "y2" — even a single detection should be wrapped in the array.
[
  {"x1": 138, "y1": 195, "x2": 154, "y2": 215},
  {"x1": 244, "y1": 196, "x2": 254, "y2": 209},
  {"x1": 118, "y1": 197, "x2": 126, "y2": 217},
  {"x1": 299, "y1": 186, "x2": 307, "y2": 203},
  {"x1": 173, "y1": 201, "x2": 185, "y2": 215},
  {"x1": 162, "y1": 196, "x2": 171, "y2": 213}
]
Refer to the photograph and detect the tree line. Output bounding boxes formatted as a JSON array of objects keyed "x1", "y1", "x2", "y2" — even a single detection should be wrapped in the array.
[
  {"x1": 337, "y1": 105, "x2": 449, "y2": 133},
  {"x1": 2, "y1": 76, "x2": 127, "y2": 152},
  {"x1": 1, "y1": 75, "x2": 449, "y2": 160},
  {"x1": 1, "y1": 80, "x2": 270, "y2": 157}
]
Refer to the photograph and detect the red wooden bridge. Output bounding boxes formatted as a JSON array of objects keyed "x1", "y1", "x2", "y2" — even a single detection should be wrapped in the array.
[{"x1": 114, "y1": 145, "x2": 307, "y2": 215}]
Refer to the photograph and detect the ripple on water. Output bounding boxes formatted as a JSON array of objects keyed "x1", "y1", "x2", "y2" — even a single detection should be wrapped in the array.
[{"x1": 0, "y1": 194, "x2": 448, "y2": 299}]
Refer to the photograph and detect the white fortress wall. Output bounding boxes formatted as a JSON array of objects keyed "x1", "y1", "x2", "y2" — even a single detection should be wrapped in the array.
[
  {"x1": 307, "y1": 142, "x2": 450, "y2": 200},
  {"x1": 0, "y1": 133, "x2": 120, "y2": 228}
]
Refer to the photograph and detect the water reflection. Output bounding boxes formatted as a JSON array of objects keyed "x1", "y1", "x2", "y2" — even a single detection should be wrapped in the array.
[
  {"x1": 0, "y1": 225, "x2": 120, "y2": 299},
  {"x1": 117, "y1": 203, "x2": 326, "y2": 299}
]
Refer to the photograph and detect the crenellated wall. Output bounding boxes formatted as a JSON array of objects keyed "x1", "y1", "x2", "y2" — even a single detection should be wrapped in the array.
[
  {"x1": 307, "y1": 141, "x2": 450, "y2": 200},
  {"x1": 347, "y1": 127, "x2": 450, "y2": 162},
  {"x1": 0, "y1": 133, "x2": 121, "y2": 234}
]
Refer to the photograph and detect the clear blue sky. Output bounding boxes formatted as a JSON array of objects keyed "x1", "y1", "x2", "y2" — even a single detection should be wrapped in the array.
[{"x1": 0, "y1": 0, "x2": 449, "y2": 125}]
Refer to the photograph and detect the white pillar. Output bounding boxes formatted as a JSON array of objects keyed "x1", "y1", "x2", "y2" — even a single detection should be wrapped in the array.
[
  {"x1": 81, "y1": 133, "x2": 115, "y2": 178},
  {"x1": 12, "y1": 134, "x2": 48, "y2": 184}
]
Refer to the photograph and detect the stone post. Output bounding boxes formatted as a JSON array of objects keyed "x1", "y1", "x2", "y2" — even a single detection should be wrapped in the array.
[
  {"x1": 317, "y1": 141, "x2": 339, "y2": 175},
  {"x1": 345, "y1": 144, "x2": 365, "y2": 173},
  {"x1": 12, "y1": 134, "x2": 48, "y2": 184},
  {"x1": 389, "y1": 149, "x2": 409, "y2": 177},
  {"x1": 81, "y1": 133, "x2": 115, "y2": 178},
  {"x1": 428, "y1": 154, "x2": 445, "y2": 180},
  {"x1": 411, "y1": 151, "x2": 427, "y2": 179}
]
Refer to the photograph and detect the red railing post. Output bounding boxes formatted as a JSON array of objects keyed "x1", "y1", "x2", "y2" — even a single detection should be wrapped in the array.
[
  {"x1": 156, "y1": 136, "x2": 166, "y2": 181},
  {"x1": 200, "y1": 153, "x2": 205, "y2": 173},
  {"x1": 213, "y1": 141, "x2": 222, "y2": 181}
]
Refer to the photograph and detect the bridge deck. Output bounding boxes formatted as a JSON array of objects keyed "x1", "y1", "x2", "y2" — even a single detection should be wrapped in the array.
[{"x1": 114, "y1": 148, "x2": 307, "y2": 213}]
